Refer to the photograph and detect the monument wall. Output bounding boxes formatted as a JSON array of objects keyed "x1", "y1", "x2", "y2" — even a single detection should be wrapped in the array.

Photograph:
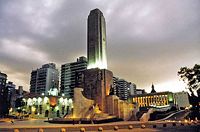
[
  {"x1": 73, "y1": 88, "x2": 94, "y2": 118},
  {"x1": 83, "y1": 68, "x2": 113, "y2": 113}
]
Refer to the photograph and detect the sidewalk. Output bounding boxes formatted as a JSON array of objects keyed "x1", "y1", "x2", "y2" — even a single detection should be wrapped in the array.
[{"x1": 0, "y1": 118, "x2": 11, "y2": 123}]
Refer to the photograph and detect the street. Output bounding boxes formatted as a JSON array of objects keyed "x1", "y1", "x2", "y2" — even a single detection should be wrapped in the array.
[{"x1": 0, "y1": 118, "x2": 199, "y2": 132}]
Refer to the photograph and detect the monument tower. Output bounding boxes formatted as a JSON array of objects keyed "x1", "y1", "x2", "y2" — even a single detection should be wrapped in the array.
[
  {"x1": 87, "y1": 8, "x2": 107, "y2": 69},
  {"x1": 71, "y1": 9, "x2": 134, "y2": 121}
]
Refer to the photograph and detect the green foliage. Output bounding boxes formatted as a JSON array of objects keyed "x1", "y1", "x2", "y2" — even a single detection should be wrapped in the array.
[
  {"x1": 178, "y1": 64, "x2": 200, "y2": 91},
  {"x1": 178, "y1": 64, "x2": 200, "y2": 120}
]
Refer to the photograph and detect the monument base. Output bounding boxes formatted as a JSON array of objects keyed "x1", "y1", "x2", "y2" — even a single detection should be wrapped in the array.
[{"x1": 61, "y1": 68, "x2": 135, "y2": 122}]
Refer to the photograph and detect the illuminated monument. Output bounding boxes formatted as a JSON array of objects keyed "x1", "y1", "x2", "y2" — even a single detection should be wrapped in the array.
[
  {"x1": 63, "y1": 9, "x2": 134, "y2": 122},
  {"x1": 82, "y1": 8, "x2": 113, "y2": 113},
  {"x1": 87, "y1": 9, "x2": 107, "y2": 69}
]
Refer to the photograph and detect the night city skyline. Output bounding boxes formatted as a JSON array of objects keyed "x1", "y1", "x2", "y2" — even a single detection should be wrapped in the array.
[{"x1": 0, "y1": 0, "x2": 200, "y2": 93}]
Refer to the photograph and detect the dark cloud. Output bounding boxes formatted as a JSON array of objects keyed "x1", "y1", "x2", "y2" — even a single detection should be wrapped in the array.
[{"x1": 0, "y1": 0, "x2": 200, "y2": 92}]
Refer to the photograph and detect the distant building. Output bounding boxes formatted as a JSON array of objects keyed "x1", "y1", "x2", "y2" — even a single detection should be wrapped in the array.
[
  {"x1": 129, "y1": 90, "x2": 190, "y2": 110},
  {"x1": 135, "y1": 89, "x2": 146, "y2": 95},
  {"x1": 60, "y1": 56, "x2": 87, "y2": 99},
  {"x1": 0, "y1": 72, "x2": 7, "y2": 116},
  {"x1": 113, "y1": 77, "x2": 136, "y2": 100},
  {"x1": 0, "y1": 72, "x2": 7, "y2": 91},
  {"x1": 174, "y1": 91, "x2": 190, "y2": 109},
  {"x1": 129, "y1": 91, "x2": 174, "y2": 108},
  {"x1": 112, "y1": 77, "x2": 118, "y2": 95},
  {"x1": 150, "y1": 83, "x2": 156, "y2": 93},
  {"x1": 15, "y1": 86, "x2": 29, "y2": 99},
  {"x1": 17, "y1": 86, "x2": 24, "y2": 98},
  {"x1": 128, "y1": 83, "x2": 137, "y2": 96},
  {"x1": 117, "y1": 79, "x2": 129, "y2": 100},
  {"x1": 30, "y1": 63, "x2": 59, "y2": 95},
  {"x1": 6, "y1": 81, "x2": 16, "y2": 109}
]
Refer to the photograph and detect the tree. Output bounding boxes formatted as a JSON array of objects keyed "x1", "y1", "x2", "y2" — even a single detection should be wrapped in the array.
[
  {"x1": 178, "y1": 64, "x2": 200, "y2": 94},
  {"x1": 15, "y1": 98, "x2": 25, "y2": 114},
  {"x1": 178, "y1": 64, "x2": 200, "y2": 119}
]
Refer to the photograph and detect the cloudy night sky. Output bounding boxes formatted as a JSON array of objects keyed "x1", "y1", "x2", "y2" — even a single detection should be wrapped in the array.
[{"x1": 0, "y1": 0, "x2": 200, "y2": 92}]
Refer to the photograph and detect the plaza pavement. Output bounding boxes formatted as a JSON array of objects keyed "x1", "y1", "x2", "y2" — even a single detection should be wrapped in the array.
[{"x1": 0, "y1": 118, "x2": 199, "y2": 132}]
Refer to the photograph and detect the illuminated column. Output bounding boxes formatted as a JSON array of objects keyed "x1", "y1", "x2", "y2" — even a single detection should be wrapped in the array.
[
  {"x1": 87, "y1": 9, "x2": 107, "y2": 69},
  {"x1": 166, "y1": 95, "x2": 169, "y2": 105},
  {"x1": 147, "y1": 97, "x2": 149, "y2": 106},
  {"x1": 148, "y1": 96, "x2": 150, "y2": 106}
]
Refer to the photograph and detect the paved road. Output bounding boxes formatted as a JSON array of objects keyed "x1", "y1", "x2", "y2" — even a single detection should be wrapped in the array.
[
  {"x1": 0, "y1": 118, "x2": 199, "y2": 132},
  {"x1": 163, "y1": 110, "x2": 190, "y2": 121}
]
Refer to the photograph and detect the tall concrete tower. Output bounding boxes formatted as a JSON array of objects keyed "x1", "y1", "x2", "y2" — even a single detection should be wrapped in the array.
[{"x1": 87, "y1": 8, "x2": 107, "y2": 69}]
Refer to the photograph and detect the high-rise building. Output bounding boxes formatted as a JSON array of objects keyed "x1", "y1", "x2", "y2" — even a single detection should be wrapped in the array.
[
  {"x1": 87, "y1": 8, "x2": 107, "y2": 69},
  {"x1": 128, "y1": 82, "x2": 136, "y2": 96},
  {"x1": 30, "y1": 63, "x2": 59, "y2": 95},
  {"x1": 113, "y1": 77, "x2": 136, "y2": 100},
  {"x1": 0, "y1": 72, "x2": 7, "y2": 116},
  {"x1": 0, "y1": 72, "x2": 7, "y2": 93},
  {"x1": 60, "y1": 56, "x2": 87, "y2": 98},
  {"x1": 5, "y1": 81, "x2": 16, "y2": 110},
  {"x1": 117, "y1": 79, "x2": 129, "y2": 100}
]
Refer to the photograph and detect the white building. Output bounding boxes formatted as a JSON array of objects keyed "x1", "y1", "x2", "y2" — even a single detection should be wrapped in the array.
[
  {"x1": 30, "y1": 63, "x2": 59, "y2": 96},
  {"x1": 174, "y1": 91, "x2": 190, "y2": 109}
]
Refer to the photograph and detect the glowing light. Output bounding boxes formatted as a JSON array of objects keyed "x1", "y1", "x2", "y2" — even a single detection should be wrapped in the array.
[
  {"x1": 59, "y1": 97, "x2": 64, "y2": 104},
  {"x1": 184, "y1": 119, "x2": 188, "y2": 123},
  {"x1": 44, "y1": 97, "x2": 49, "y2": 104},
  {"x1": 38, "y1": 97, "x2": 42, "y2": 105},
  {"x1": 68, "y1": 99, "x2": 73, "y2": 106},
  {"x1": 55, "y1": 106, "x2": 59, "y2": 111},
  {"x1": 168, "y1": 94, "x2": 173, "y2": 102},
  {"x1": 64, "y1": 98, "x2": 68, "y2": 105},
  {"x1": 87, "y1": 60, "x2": 107, "y2": 69},
  {"x1": 49, "y1": 97, "x2": 57, "y2": 107},
  {"x1": 9, "y1": 108, "x2": 13, "y2": 112},
  {"x1": 46, "y1": 106, "x2": 50, "y2": 110},
  {"x1": 31, "y1": 107, "x2": 36, "y2": 112},
  {"x1": 27, "y1": 98, "x2": 32, "y2": 106},
  {"x1": 33, "y1": 98, "x2": 37, "y2": 105},
  {"x1": 48, "y1": 88, "x2": 58, "y2": 96},
  {"x1": 22, "y1": 98, "x2": 26, "y2": 102}
]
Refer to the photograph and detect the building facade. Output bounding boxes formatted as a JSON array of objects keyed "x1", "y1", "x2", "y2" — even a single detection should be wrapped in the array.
[
  {"x1": 117, "y1": 79, "x2": 129, "y2": 100},
  {"x1": 128, "y1": 83, "x2": 137, "y2": 96},
  {"x1": 135, "y1": 89, "x2": 146, "y2": 95},
  {"x1": 87, "y1": 8, "x2": 107, "y2": 69},
  {"x1": 129, "y1": 92, "x2": 175, "y2": 108},
  {"x1": 0, "y1": 72, "x2": 8, "y2": 116},
  {"x1": 19, "y1": 94, "x2": 73, "y2": 118},
  {"x1": 0, "y1": 72, "x2": 7, "y2": 91},
  {"x1": 60, "y1": 56, "x2": 87, "y2": 99},
  {"x1": 113, "y1": 77, "x2": 136, "y2": 100},
  {"x1": 6, "y1": 81, "x2": 16, "y2": 110},
  {"x1": 173, "y1": 91, "x2": 190, "y2": 109},
  {"x1": 30, "y1": 63, "x2": 59, "y2": 96}
]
